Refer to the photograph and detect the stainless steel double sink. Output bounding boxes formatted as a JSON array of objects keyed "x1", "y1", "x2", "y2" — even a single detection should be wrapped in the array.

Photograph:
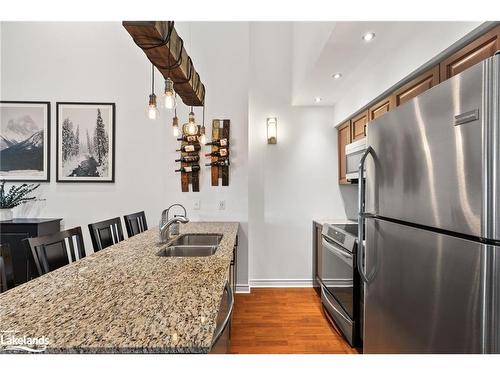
[{"x1": 157, "y1": 233, "x2": 223, "y2": 257}]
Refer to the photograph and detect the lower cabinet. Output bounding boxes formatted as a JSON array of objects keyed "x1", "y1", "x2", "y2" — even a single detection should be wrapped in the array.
[
  {"x1": 210, "y1": 280, "x2": 233, "y2": 353},
  {"x1": 0, "y1": 218, "x2": 62, "y2": 287},
  {"x1": 210, "y1": 236, "x2": 237, "y2": 354},
  {"x1": 313, "y1": 221, "x2": 322, "y2": 297},
  {"x1": 230, "y1": 235, "x2": 238, "y2": 295}
]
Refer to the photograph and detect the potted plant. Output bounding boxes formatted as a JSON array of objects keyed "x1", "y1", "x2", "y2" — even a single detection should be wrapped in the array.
[{"x1": 0, "y1": 180, "x2": 44, "y2": 221}]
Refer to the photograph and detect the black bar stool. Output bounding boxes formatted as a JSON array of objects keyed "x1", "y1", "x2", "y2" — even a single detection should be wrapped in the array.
[
  {"x1": 123, "y1": 211, "x2": 148, "y2": 237},
  {"x1": 24, "y1": 227, "x2": 86, "y2": 277},
  {"x1": 88, "y1": 217, "x2": 124, "y2": 251}
]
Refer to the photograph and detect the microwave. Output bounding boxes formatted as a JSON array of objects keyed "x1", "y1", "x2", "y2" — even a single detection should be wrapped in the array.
[{"x1": 345, "y1": 138, "x2": 367, "y2": 182}]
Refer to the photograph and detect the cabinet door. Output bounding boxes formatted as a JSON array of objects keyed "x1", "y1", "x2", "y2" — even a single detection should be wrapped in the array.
[
  {"x1": 440, "y1": 25, "x2": 500, "y2": 81},
  {"x1": 351, "y1": 111, "x2": 369, "y2": 141},
  {"x1": 338, "y1": 121, "x2": 352, "y2": 184},
  {"x1": 368, "y1": 96, "x2": 394, "y2": 122},
  {"x1": 392, "y1": 65, "x2": 440, "y2": 107}
]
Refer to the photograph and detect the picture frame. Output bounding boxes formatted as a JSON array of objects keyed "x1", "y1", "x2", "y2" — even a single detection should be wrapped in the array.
[
  {"x1": 56, "y1": 102, "x2": 115, "y2": 183},
  {"x1": 0, "y1": 101, "x2": 51, "y2": 182}
]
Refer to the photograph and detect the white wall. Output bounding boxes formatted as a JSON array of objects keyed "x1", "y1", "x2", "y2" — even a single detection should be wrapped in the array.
[
  {"x1": 0, "y1": 22, "x2": 250, "y2": 288},
  {"x1": 248, "y1": 23, "x2": 349, "y2": 286},
  {"x1": 4, "y1": 21, "x2": 475, "y2": 289}
]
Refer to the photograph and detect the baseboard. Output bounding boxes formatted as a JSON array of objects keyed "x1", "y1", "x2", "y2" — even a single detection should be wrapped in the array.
[
  {"x1": 249, "y1": 278, "x2": 314, "y2": 288},
  {"x1": 235, "y1": 284, "x2": 251, "y2": 293}
]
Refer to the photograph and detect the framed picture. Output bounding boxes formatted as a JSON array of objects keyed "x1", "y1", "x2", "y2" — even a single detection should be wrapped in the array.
[
  {"x1": 56, "y1": 102, "x2": 115, "y2": 183},
  {"x1": 0, "y1": 101, "x2": 51, "y2": 182}
]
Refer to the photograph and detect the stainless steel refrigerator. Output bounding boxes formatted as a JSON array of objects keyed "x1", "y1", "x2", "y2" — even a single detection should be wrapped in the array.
[{"x1": 358, "y1": 54, "x2": 500, "y2": 353}]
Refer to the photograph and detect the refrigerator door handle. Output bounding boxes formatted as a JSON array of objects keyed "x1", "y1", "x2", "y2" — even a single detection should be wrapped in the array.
[{"x1": 358, "y1": 146, "x2": 374, "y2": 284}]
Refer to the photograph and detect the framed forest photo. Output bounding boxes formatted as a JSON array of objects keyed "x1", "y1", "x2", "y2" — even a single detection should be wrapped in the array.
[
  {"x1": 0, "y1": 101, "x2": 50, "y2": 182},
  {"x1": 56, "y1": 102, "x2": 115, "y2": 183}
]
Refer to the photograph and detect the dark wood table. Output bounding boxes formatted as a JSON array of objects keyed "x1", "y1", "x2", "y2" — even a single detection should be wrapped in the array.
[{"x1": 0, "y1": 218, "x2": 62, "y2": 287}]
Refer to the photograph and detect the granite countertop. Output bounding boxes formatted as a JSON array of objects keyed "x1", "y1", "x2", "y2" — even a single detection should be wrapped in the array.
[
  {"x1": 0, "y1": 221, "x2": 239, "y2": 354},
  {"x1": 313, "y1": 218, "x2": 357, "y2": 226}
]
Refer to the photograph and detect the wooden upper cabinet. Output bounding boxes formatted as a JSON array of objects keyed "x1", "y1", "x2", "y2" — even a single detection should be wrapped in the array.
[
  {"x1": 392, "y1": 65, "x2": 440, "y2": 107},
  {"x1": 351, "y1": 111, "x2": 369, "y2": 141},
  {"x1": 440, "y1": 25, "x2": 500, "y2": 81},
  {"x1": 338, "y1": 121, "x2": 351, "y2": 185},
  {"x1": 368, "y1": 96, "x2": 394, "y2": 122}
]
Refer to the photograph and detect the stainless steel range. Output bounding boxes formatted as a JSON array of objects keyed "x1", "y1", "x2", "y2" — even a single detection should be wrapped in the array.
[{"x1": 319, "y1": 223, "x2": 363, "y2": 347}]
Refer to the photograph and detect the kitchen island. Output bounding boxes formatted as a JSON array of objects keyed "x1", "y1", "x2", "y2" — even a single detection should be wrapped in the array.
[{"x1": 0, "y1": 222, "x2": 239, "y2": 353}]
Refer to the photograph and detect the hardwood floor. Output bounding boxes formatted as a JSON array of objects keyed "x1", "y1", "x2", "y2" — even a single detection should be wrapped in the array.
[{"x1": 230, "y1": 288, "x2": 358, "y2": 354}]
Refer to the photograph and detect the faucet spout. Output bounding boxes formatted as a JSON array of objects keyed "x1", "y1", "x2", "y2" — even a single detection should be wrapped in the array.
[{"x1": 159, "y1": 216, "x2": 189, "y2": 243}]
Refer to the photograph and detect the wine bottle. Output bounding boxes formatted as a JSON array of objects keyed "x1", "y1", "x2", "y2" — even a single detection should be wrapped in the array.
[
  {"x1": 175, "y1": 155, "x2": 200, "y2": 163},
  {"x1": 176, "y1": 144, "x2": 201, "y2": 153},
  {"x1": 205, "y1": 138, "x2": 229, "y2": 147},
  {"x1": 205, "y1": 159, "x2": 230, "y2": 167},
  {"x1": 177, "y1": 135, "x2": 198, "y2": 143},
  {"x1": 205, "y1": 148, "x2": 228, "y2": 157},
  {"x1": 175, "y1": 165, "x2": 201, "y2": 173}
]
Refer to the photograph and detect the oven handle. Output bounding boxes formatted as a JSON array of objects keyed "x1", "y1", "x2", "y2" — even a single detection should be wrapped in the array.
[
  {"x1": 322, "y1": 237, "x2": 353, "y2": 260},
  {"x1": 321, "y1": 287, "x2": 352, "y2": 324},
  {"x1": 358, "y1": 146, "x2": 374, "y2": 284}
]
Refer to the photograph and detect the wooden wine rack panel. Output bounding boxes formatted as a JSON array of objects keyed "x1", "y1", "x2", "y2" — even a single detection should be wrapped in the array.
[
  {"x1": 209, "y1": 119, "x2": 230, "y2": 186},
  {"x1": 179, "y1": 126, "x2": 201, "y2": 192}
]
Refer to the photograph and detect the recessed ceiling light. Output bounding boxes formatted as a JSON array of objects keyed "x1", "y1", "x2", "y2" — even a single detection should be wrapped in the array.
[
  {"x1": 315, "y1": 97, "x2": 322, "y2": 103},
  {"x1": 332, "y1": 73, "x2": 342, "y2": 79},
  {"x1": 362, "y1": 32, "x2": 376, "y2": 42}
]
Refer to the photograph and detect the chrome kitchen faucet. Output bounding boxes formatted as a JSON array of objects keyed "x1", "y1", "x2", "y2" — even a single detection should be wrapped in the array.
[{"x1": 159, "y1": 204, "x2": 189, "y2": 243}]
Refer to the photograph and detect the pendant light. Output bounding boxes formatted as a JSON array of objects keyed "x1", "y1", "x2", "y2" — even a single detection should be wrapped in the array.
[
  {"x1": 184, "y1": 106, "x2": 199, "y2": 136},
  {"x1": 172, "y1": 94, "x2": 180, "y2": 137},
  {"x1": 163, "y1": 78, "x2": 177, "y2": 109},
  {"x1": 163, "y1": 28, "x2": 177, "y2": 110},
  {"x1": 146, "y1": 64, "x2": 159, "y2": 120},
  {"x1": 198, "y1": 105, "x2": 206, "y2": 144}
]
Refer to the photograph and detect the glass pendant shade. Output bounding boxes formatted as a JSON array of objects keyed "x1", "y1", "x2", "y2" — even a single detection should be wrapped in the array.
[
  {"x1": 199, "y1": 126, "x2": 206, "y2": 144},
  {"x1": 184, "y1": 111, "x2": 198, "y2": 136},
  {"x1": 147, "y1": 94, "x2": 159, "y2": 120},
  {"x1": 163, "y1": 78, "x2": 177, "y2": 110},
  {"x1": 172, "y1": 116, "x2": 180, "y2": 137}
]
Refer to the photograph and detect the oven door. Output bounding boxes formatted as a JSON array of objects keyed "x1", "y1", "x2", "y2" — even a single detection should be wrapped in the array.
[{"x1": 320, "y1": 236, "x2": 354, "y2": 319}]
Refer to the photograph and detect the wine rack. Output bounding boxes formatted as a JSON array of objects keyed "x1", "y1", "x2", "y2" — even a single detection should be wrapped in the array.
[
  {"x1": 177, "y1": 127, "x2": 201, "y2": 192},
  {"x1": 207, "y1": 119, "x2": 230, "y2": 186}
]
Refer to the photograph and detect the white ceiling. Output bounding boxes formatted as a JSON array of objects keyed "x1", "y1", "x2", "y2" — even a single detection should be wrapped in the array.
[{"x1": 291, "y1": 21, "x2": 482, "y2": 107}]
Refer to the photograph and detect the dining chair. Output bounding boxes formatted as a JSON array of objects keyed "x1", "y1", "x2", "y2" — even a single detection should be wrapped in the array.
[
  {"x1": 0, "y1": 256, "x2": 7, "y2": 293},
  {"x1": 88, "y1": 217, "x2": 124, "y2": 252},
  {"x1": 24, "y1": 227, "x2": 86, "y2": 277},
  {"x1": 0, "y1": 243, "x2": 14, "y2": 290},
  {"x1": 123, "y1": 211, "x2": 148, "y2": 237}
]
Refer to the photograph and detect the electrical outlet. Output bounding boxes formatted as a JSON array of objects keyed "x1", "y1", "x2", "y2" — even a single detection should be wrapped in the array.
[
  {"x1": 218, "y1": 200, "x2": 226, "y2": 210},
  {"x1": 193, "y1": 200, "x2": 201, "y2": 210}
]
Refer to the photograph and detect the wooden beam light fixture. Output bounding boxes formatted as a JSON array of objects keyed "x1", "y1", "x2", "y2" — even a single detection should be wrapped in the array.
[{"x1": 123, "y1": 21, "x2": 206, "y2": 107}]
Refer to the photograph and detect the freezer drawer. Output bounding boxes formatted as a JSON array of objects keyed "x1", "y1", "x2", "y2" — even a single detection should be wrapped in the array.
[{"x1": 364, "y1": 218, "x2": 485, "y2": 353}]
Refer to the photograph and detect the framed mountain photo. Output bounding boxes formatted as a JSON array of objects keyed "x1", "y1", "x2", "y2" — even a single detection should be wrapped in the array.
[
  {"x1": 56, "y1": 102, "x2": 115, "y2": 183},
  {"x1": 0, "y1": 101, "x2": 50, "y2": 182}
]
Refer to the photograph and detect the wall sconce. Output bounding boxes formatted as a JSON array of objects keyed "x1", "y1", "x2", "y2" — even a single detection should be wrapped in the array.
[{"x1": 267, "y1": 117, "x2": 277, "y2": 144}]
